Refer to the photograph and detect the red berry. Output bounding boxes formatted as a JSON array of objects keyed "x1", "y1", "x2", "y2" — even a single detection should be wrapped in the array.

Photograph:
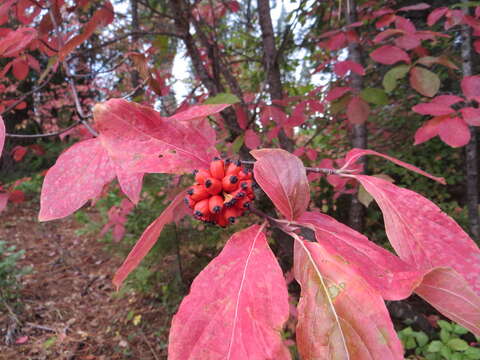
[
  {"x1": 204, "y1": 177, "x2": 222, "y2": 195},
  {"x1": 225, "y1": 160, "x2": 242, "y2": 176},
  {"x1": 184, "y1": 196, "x2": 196, "y2": 209},
  {"x1": 225, "y1": 207, "x2": 242, "y2": 224},
  {"x1": 209, "y1": 195, "x2": 224, "y2": 214},
  {"x1": 222, "y1": 175, "x2": 239, "y2": 192},
  {"x1": 194, "y1": 198, "x2": 210, "y2": 218},
  {"x1": 194, "y1": 169, "x2": 211, "y2": 184},
  {"x1": 187, "y1": 184, "x2": 210, "y2": 201},
  {"x1": 210, "y1": 157, "x2": 225, "y2": 180},
  {"x1": 238, "y1": 168, "x2": 252, "y2": 180}
]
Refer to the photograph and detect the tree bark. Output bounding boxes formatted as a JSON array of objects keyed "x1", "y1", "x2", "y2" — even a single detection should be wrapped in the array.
[
  {"x1": 461, "y1": 1, "x2": 479, "y2": 240},
  {"x1": 345, "y1": 0, "x2": 367, "y2": 233},
  {"x1": 257, "y1": 0, "x2": 294, "y2": 152},
  {"x1": 130, "y1": 0, "x2": 140, "y2": 90}
]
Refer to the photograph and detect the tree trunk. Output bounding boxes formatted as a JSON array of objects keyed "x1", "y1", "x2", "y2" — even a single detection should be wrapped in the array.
[
  {"x1": 461, "y1": 1, "x2": 479, "y2": 240},
  {"x1": 345, "y1": 0, "x2": 367, "y2": 233},
  {"x1": 257, "y1": 0, "x2": 294, "y2": 152}
]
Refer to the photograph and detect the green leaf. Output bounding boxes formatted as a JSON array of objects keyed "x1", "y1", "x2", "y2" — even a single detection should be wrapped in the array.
[
  {"x1": 453, "y1": 324, "x2": 469, "y2": 335},
  {"x1": 427, "y1": 340, "x2": 443, "y2": 353},
  {"x1": 204, "y1": 93, "x2": 240, "y2": 105},
  {"x1": 405, "y1": 336, "x2": 417, "y2": 350},
  {"x1": 415, "y1": 331, "x2": 429, "y2": 347},
  {"x1": 440, "y1": 328, "x2": 451, "y2": 343},
  {"x1": 438, "y1": 320, "x2": 454, "y2": 332},
  {"x1": 383, "y1": 64, "x2": 410, "y2": 93},
  {"x1": 465, "y1": 347, "x2": 480, "y2": 359},
  {"x1": 232, "y1": 134, "x2": 244, "y2": 153},
  {"x1": 447, "y1": 338, "x2": 469, "y2": 351},
  {"x1": 440, "y1": 344, "x2": 453, "y2": 359},
  {"x1": 360, "y1": 87, "x2": 389, "y2": 105},
  {"x1": 43, "y1": 336, "x2": 57, "y2": 349},
  {"x1": 358, "y1": 185, "x2": 373, "y2": 207}
]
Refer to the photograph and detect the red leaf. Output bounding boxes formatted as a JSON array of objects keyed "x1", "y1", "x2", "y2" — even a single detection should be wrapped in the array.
[
  {"x1": 16, "y1": 0, "x2": 41, "y2": 25},
  {"x1": 169, "y1": 103, "x2": 230, "y2": 122},
  {"x1": 260, "y1": 105, "x2": 287, "y2": 125},
  {"x1": 234, "y1": 104, "x2": 247, "y2": 129},
  {"x1": 412, "y1": 102, "x2": 454, "y2": 116},
  {"x1": 370, "y1": 45, "x2": 411, "y2": 65},
  {"x1": 414, "y1": 116, "x2": 444, "y2": 145},
  {"x1": 346, "y1": 96, "x2": 370, "y2": 124},
  {"x1": 427, "y1": 7, "x2": 448, "y2": 26},
  {"x1": 398, "y1": 3, "x2": 430, "y2": 11},
  {"x1": 461, "y1": 75, "x2": 480, "y2": 101},
  {"x1": 415, "y1": 268, "x2": 480, "y2": 335},
  {"x1": 59, "y1": 1, "x2": 114, "y2": 60},
  {"x1": 395, "y1": 34, "x2": 421, "y2": 50},
  {"x1": 298, "y1": 212, "x2": 424, "y2": 300},
  {"x1": 376, "y1": 14, "x2": 396, "y2": 29},
  {"x1": 168, "y1": 225, "x2": 290, "y2": 360},
  {"x1": 9, "y1": 189, "x2": 25, "y2": 203},
  {"x1": 293, "y1": 238, "x2": 404, "y2": 359},
  {"x1": 0, "y1": 27, "x2": 37, "y2": 57},
  {"x1": 244, "y1": 129, "x2": 261, "y2": 149},
  {"x1": 39, "y1": 138, "x2": 116, "y2": 221},
  {"x1": 12, "y1": 58, "x2": 28, "y2": 80},
  {"x1": 395, "y1": 16, "x2": 416, "y2": 33},
  {"x1": 342, "y1": 148, "x2": 445, "y2": 184},
  {"x1": 325, "y1": 86, "x2": 352, "y2": 101},
  {"x1": 115, "y1": 168, "x2": 143, "y2": 204},
  {"x1": 94, "y1": 99, "x2": 223, "y2": 174},
  {"x1": 354, "y1": 175, "x2": 480, "y2": 296},
  {"x1": 409, "y1": 67, "x2": 440, "y2": 97},
  {"x1": 438, "y1": 116, "x2": 471, "y2": 147},
  {"x1": 11, "y1": 145, "x2": 28, "y2": 162},
  {"x1": 325, "y1": 32, "x2": 346, "y2": 51},
  {"x1": 461, "y1": 107, "x2": 480, "y2": 126},
  {"x1": 15, "y1": 335, "x2": 28, "y2": 344},
  {"x1": 431, "y1": 94, "x2": 464, "y2": 106},
  {"x1": 252, "y1": 148, "x2": 310, "y2": 220},
  {"x1": 286, "y1": 100, "x2": 306, "y2": 127},
  {"x1": 334, "y1": 60, "x2": 365, "y2": 77},
  {"x1": 0, "y1": 116, "x2": 4, "y2": 158},
  {"x1": 113, "y1": 191, "x2": 186, "y2": 288}
]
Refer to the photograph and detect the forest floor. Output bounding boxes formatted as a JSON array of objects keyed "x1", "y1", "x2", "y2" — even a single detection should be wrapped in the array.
[{"x1": 0, "y1": 201, "x2": 171, "y2": 360}]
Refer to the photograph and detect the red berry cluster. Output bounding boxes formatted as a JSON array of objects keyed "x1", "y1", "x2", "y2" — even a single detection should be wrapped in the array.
[{"x1": 185, "y1": 158, "x2": 255, "y2": 227}]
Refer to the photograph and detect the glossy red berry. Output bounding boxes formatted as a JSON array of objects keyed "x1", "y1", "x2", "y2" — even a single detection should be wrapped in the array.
[
  {"x1": 194, "y1": 198, "x2": 210, "y2": 218},
  {"x1": 209, "y1": 195, "x2": 223, "y2": 214},
  {"x1": 210, "y1": 157, "x2": 225, "y2": 180},
  {"x1": 222, "y1": 175, "x2": 239, "y2": 192},
  {"x1": 187, "y1": 184, "x2": 210, "y2": 201},
  {"x1": 204, "y1": 177, "x2": 222, "y2": 195},
  {"x1": 194, "y1": 169, "x2": 211, "y2": 184},
  {"x1": 225, "y1": 160, "x2": 242, "y2": 176}
]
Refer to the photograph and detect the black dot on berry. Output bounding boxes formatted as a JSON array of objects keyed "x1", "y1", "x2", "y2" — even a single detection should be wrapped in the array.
[
  {"x1": 228, "y1": 217, "x2": 235, "y2": 224},
  {"x1": 187, "y1": 189, "x2": 194, "y2": 195},
  {"x1": 213, "y1": 206, "x2": 221, "y2": 213},
  {"x1": 213, "y1": 156, "x2": 220, "y2": 161},
  {"x1": 205, "y1": 179, "x2": 212, "y2": 188},
  {"x1": 243, "y1": 202, "x2": 251, "y2": 209},
  {"x1": 230, "y1": 176, "x2": 238, "y2": 183},
  {"x1": 193, "y1": 169, "x2": 198, "y2": 175},
  {"x1": 236, "y1": 192, "x2": 245, "y2": 198},
  {"x1": 241, "y1": 183, "x2": 247, "y2": 189},
  {"x1": 225, "y1": 159, "x2": 232, "y2": 164},
  {"x1": 194, "y1": 210, "x2": 203, "y2": 217}
]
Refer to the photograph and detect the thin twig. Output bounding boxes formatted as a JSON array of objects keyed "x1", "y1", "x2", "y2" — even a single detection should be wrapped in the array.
[
  {"x1": 25, "y1": 322, "x2": 57, "y2": 333},
  {"x1": 139, "y1": 328, "x2": 161, "y2": 360},
  {"x1": 6, "y1": 120, "x2": 82, "y2": 138},
  {"x1": 240, "y1": 160, "x2": 353, "y2": 175}
]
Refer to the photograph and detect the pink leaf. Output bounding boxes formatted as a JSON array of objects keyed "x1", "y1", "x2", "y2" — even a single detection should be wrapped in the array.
[
  {"x1": 252, "y1": 148, "x2": 310, "y2": 220},
  {"x1": 398, "y1": 3, "x2": 430, "y2": 11},
  {"x1": 431, "y1": 95, "x2": 464, "y2": 106},
  {"x1": 342, "y1": 148, "x2": 445, "y2": 184},
  {"x1": 12, "y1": 58, "x2": 28, "y2": 80},
  {"x1": 260, "y1": 105, "x2": 287, "y2": 125},
  {"x1": 461, "y1": 107, "x2": 480, "y2": 126},
  {"x1": 409, "y1": 66, "x2": 440, "y2": 97},
  {"x1": 353, "y1": 175, "x2": 480, "y2": 296},
  {"x1": 461, "y1": 76, "x2": 480, "y2": 101},
  {"x1": 113, "y1": 191, "x2": 186, "y2": 288},
  {"x1": 0, "y1": 116, "x2": 4, "y2": 158},
  {"x1": 414, "y1": 117, "x2": 443, "y2": 145},
  {"x1": 370, "y1": 45, "x2": 411, "y2": 65},
  {"x1": 334, "y1": 60, "x2": 365, "y2": 77},
  {"x1": 168, "y1": 225, "x2": 291, "y2": 360},
  {"x1": 346, "y1": 96, "x2": 370, "y2": 124},
  {"x1": 0, "y1": 27, "x2": 37, "y2": 57},
  {"x1": 244, "y1": 129, "x2": 261, "y2": 149},
  {"x1": 94, "y1": 99, "x2": 221, "y2": 174},
  {"x1": 298, "y1": 211, "x2": 424, "y2": 300},
  {"x1": 234, "y1": 104, "x2": 247, "y2": 129},
  {"x1": 326, "y1": 86, "x2": 352, "y2": 102},
  {"x1": 415, "y1": 268, "x2": 480, "y2": 335},
  {"x1": 427, "y1": 7, "x2": 448, "y2": 26},
  {"x1": 169, "y1": 103, "x2": 230, "y2": 122},
  {"x1": 15, "y1": 335, "x2": 28, "y2": 344},
  {"x1": 412, "y1": 102, "x2": 454, "y2": 116},
  {"x1": 39, "y1": 138, "x2": 116, "y2": 221},
  {"x1": 294, "y1": 238, "x2": 404, "y2": 359},
  {"x1": 438, "y1": 116, "x2": 471, "y2": 147},
  {"x1": 115, "y1": 167, "x2": 143, "y2": 204}
]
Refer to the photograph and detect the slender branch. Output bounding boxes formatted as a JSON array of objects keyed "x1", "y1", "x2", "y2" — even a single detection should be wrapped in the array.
[
  {"x1": 240, "y1": 160, "x2": 353, "y2": 175},
  {"x1": 6, "y1": 120, "x2": 82, "y2": 138}
]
